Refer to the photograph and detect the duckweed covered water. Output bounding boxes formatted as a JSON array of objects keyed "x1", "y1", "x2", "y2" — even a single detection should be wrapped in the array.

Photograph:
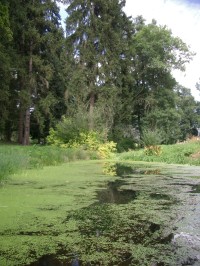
[
  {"x1": 0, "y1": 161, "x2": 200, "y2": 265},
  {"x1": 191, "y1": 184, "x2": 200, "y2": 193}
]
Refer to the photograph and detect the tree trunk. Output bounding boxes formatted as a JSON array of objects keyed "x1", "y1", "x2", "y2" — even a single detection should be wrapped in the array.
[
  {"x1": 4, "y1": 121, "x2": 12, "y2": 142},
  {"x1": 89, "y1": 91, "x2": 95, "y2": 130},
  {"x1": 23, "y1": 108, "x2": 30, "y2": 145},
  {"x1": 18, "y1": 108, "x2": 24, "y2": 144},
  {"x1": 22, "y1": 41, "x2": 33, "y2": 145}
]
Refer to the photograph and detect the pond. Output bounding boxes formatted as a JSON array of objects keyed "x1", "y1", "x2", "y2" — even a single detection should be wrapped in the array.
[{"x1": 0, "y1": 161, "x2": 200, "y2": 266}]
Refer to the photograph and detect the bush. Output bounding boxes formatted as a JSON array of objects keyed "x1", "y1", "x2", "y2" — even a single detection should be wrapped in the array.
[
  {"x1": 47, "y1": 118, "x2": 81, "y2": 146},
  {"x1": 116, "y1": 138, "x2": 137, "y2": 152},
  {"x1": 97, "y1": 141, "x2": 117, "y2": 159},
  {"x1": 141, "y1": 128, "x2": 164, "y2": 147},
  {"x1": 144, "y1": 145, "x2": 162, "y2": 156},
  {"x1": 47, "y1": 128, "x2": 116, "y2": 159}
]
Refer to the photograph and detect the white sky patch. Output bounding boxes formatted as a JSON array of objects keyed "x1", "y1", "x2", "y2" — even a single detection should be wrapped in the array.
[
  {"x1": 58, "y1": 2, "x2": 67, "y2": 30},
  {"x1": 124, "y1": 0, "x2": 200, "y2": 100}
]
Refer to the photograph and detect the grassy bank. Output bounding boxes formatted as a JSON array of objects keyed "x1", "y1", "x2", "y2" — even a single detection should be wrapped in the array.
[
  {"x1": 118, "y1": 139, "x2": 200, "y2": 166},
  {"x1": 0, "y1": 145, "x2": 97, "y2": 183},
  {"x1": 1, "y1": 139, "x2": 200, "y2": 183},
  {"x1": 1, "y1": 138, "x2": 200, "y2": 184}
]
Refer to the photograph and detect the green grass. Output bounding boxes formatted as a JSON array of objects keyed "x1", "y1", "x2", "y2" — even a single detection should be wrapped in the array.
[
  {"x1": 1, "y1": 139, "x2": 200, "y2": 184},
  {"x1": 118, "y1": 140, "x2": 200, "y2": 165},
  {"x1": 0, "y1": 145, "x2": 97, "y2": 183}
]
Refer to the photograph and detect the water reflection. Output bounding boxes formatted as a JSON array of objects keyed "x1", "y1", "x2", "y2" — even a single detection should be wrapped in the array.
[
  {"x1": 96, "y1": 180, "x2": 138, "y2": 204},
  {"x1": 150, "y1": 193, "x2": 172, "y2": 201},
  {"x1": 103, "y1": 162, "x2": 161, "y2": 178}
]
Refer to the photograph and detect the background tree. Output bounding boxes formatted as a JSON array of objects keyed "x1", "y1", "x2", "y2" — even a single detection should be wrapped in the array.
[
  {"x1": 123, "y1": 18, "x2": 194, "y2": 144},
  {"x1": 0, "y1": 1, "x2": 196, "y2": 146},
  {"x1": 0, "y1": 1, "x2": 12, "y2": 139},
  {"x1": 175, "y1": 85, "x2": 200, "y2": 139},
  {"x1": 7, "y1": 0, "x2": 66, "y2": 144}
]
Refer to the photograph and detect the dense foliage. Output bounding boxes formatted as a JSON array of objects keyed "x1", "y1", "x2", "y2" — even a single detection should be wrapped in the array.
[{"x1": 0, "y1": 0, "x2": 200, "y2": 148}]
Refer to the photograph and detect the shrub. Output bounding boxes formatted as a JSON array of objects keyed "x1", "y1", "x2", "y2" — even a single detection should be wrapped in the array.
[
  {"x1": 97, "y1": 141, "x2": 117, "y2": 159},
  {"x1": 46, "y1": 128, "x2": 63, "y2": 146},
  {"x1": 116, "y1": 138, "x2": 137, "y2": 152},
  {"x1": 141, "y1": 128, "x2": 164, "y2": 147},
  {"x1": 47, "y1": 127, "x2": 116, "y2": 159},
  {"x1": 144, "y1": 145, "x2": 162, "y2": 156}
]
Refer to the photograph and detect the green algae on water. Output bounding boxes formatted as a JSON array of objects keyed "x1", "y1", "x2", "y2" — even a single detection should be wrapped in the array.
[{"x1": 0, "y1": 161, "x2": 200, "y2": 265}]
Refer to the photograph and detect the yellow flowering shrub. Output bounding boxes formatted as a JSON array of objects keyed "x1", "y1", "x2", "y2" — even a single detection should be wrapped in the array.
[
  {"x1": 47, "y1": 128, "x2": 116, "y2": 159},
  {"x1": 97, "y1": 141, "x2": 117, "y2": 159},
  {"x1": 144, "y1": 145, "x2": 162, "y2": 156}
]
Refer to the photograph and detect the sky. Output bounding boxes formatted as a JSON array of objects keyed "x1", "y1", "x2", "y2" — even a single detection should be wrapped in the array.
[{"x1": 59, "y1": 0, "x2": 200, "y2": 100}]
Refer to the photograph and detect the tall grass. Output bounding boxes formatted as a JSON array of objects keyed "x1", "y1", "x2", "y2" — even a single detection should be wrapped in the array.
[
  {"x1": 118, "y1": 139, "x2": 200, "y2": 166},
  {"x1": 0, "y1": 144, "x2": 95, "y2": 182},
  {"x1": 0, "y1": 148, "x2": 28, "y2": 182}
]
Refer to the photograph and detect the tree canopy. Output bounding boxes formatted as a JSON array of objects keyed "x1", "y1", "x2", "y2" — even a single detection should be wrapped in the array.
[{"x1": 0, "y1": 0, "x2": 199, "y2": 147}]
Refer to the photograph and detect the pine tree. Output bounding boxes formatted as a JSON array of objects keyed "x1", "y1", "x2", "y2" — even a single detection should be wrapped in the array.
[
  {"x1": 65, "y1": 0, "x2": 130, "y2": 132},
  {"x1": 8, "y1": 0, "x2": 65, "y2": 144},
  {"x1": 0, "y1": 1, "x2": 12, "y2": 139}
]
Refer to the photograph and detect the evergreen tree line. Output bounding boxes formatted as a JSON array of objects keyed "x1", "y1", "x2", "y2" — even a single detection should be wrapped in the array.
[{"x1": 0, "y1": 0, "x2": 200, "y2": 148}]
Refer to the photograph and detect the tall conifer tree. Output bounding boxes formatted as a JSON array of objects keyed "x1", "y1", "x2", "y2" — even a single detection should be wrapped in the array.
[
  {"x1": 0, "y1": 2, "x2": 12, "y2": 138},
  {"x1": 8, "y1": 0, "x2": 65, "y2": 144},
  {"x1": 65, "y1": 0, "x2": 130, "y2": 131}
]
